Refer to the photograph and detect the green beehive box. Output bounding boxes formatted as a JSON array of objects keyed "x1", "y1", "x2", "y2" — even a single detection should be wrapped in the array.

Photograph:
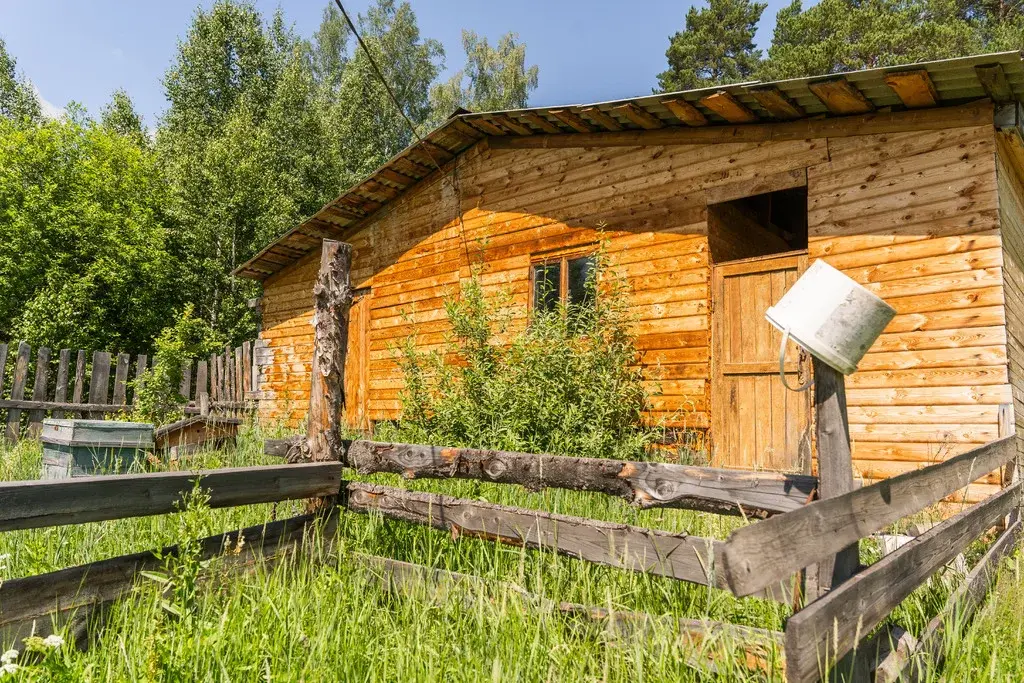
[{"x1": 41, "y1": 419, "x2": 155, "y2": 479}]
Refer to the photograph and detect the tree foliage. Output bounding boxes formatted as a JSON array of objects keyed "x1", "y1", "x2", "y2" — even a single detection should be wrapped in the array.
[
  {"x1": 0, "y1": 37, "x2": 40, "y2": 123},
  {"x1": 658, "y1": 0, "x2": 766, "y2": 92}
]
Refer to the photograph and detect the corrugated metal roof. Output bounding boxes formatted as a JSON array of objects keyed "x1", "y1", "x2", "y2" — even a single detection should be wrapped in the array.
[{"x1": 235, "y1": 51, "x2": 1024, "y2": 281}]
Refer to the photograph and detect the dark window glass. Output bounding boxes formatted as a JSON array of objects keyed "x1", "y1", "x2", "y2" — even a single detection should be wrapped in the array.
[
  {"x1": 567, "y1": 256, "x2": 595, "y2": 309},
  {"x1": 533, "y1": 262, "x2": 560, "y2": 313}
]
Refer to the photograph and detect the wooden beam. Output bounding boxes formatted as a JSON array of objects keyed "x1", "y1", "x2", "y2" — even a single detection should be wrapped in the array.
[
  {"x1": 704, "y1": 168, "x2": 807, "y2": 206},
  {"x1": 783, "y1": 482, "x2": 1022, "y2": 683},
  {"x1": 746, "y1": 86, "x2": 804, "y2": 120},
  {"x1": 698, "y1": 91, "x2": 758, "y2": 123},
  {"x1": 485, "y1": 100, "x2": 993, "y2": 150},
  {"x1": 358, "y1": 554, "x2": 784, "y2": 675},
  {"x1": 875, "y1": 519, "x2": 1022, "y2": 683},
  {"x1": 579, "y1": 106, "x2": 624, "y2": 131},
  {"x1": 883, "y1": 69, "x2": 939, "y2": 109},
  {"x1": 489, "y1": 113, "x2": 534, "y2": 136},
  {"x1": 346, "y1": 482, "x2": 726, "y2": 589},
  {"x1": 0, "y1": 462, "x2": 341, "y2": 532},
  {"x1": 812, "y1": 359, "x2": 859, "y2": 596},
  {"x1": 376, "y1": 167, "x2": 416, "y2": 187},
  {"x1": 610, "y1": 102, "x2": 665, "y2": 129},
  {"x1": 417, "y1": 140, "x2": 456, "y2": 165},
  {"x1": 719, "y1": 435, "x2": 1015, "y2": 598},
  {"x1": 660, "y1": 98, "x2": 708, "y2": 126},
  {"x1": 0, "y1": 512, "x2": 328, "y2": 648},
  {"x1": 518, "y1": 111, "x2": 564, "y2": 134},
  {"x1": 346, "y1": 440, "x2": 817, "y2": 517},
  {"x1": 808, "y1": 76, "x2": 875, "y2": 115},
  {"x1": 299, "y1": 240, "x2": 352, "y2": 466},
  {"x1": 461, "y1": 117, "x2": 505, "y2": 137},
  {"x1": 976, "y1": 63, "x2": 1014, "y2": 104},
  {"x1": 547, "y1": 109, "x2": 596, "y2": 133}
]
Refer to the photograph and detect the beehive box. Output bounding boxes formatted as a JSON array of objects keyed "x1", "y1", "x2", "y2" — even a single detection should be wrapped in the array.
[{"x1": 41, "y1": 419, "x2": 155, "y2": 479}]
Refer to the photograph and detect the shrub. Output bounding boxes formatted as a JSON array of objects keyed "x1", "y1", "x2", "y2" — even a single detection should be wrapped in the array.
[
  {"x1": 132, "y1": 305, "x2": 223, "y2": 425},
  {"x1": 377, "y1": 254, "x2": 662, "y2": 459}
]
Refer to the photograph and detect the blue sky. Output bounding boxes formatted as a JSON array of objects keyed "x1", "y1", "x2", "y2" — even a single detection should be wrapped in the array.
[{"x1": 0, "y1": 0, "x2": 798, "y2": 126}]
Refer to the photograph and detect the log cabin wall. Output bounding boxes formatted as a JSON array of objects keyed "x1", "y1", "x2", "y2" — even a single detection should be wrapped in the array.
[{"x1": 255, "y1": 119, "x2": 1010, "y2": 500}]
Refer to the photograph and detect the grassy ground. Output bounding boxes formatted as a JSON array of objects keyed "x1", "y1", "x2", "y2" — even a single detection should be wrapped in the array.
[{"x1": 0, "y1": 426, "x2": 1020, "y2": 682}]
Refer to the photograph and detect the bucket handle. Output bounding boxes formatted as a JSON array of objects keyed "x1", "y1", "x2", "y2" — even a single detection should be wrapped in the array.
[{"x1": 779, "y1": 328, "x2": 813, "y2": 392}]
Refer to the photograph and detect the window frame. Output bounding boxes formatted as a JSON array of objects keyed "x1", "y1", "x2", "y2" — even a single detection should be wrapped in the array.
[{"x1": 528, "y1": 245, "x2": 598, "y2": 313}]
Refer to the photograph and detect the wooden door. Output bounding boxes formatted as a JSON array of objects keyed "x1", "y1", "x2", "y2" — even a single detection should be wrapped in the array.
[
  {"x1": 712, "y1": 252, "x2": 811, "y2": 472},
  {"x1": 344, "y1": 289, "x2": 371, "y2": 433}
]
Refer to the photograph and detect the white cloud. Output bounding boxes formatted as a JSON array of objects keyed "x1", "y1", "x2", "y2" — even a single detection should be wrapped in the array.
[{"x1": 29, "y1": 82, "x2": 66, "y2": 120}]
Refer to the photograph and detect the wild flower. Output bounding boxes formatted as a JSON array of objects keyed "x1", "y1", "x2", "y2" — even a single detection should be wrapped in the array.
[
  {"x1": 0, "y1": 650, "x2": 16, "y2": 665},
  {"x1": 42, "y1": 635, "x2": 64, "y2": 649},
  {"x1": 0, "y1": 662, "x2": 18, "y2": 676}
]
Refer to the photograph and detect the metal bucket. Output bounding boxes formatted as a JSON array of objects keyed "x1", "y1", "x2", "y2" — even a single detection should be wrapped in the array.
[{"x1": 765, "y1": 260, "x2": 896, "y2": 375}]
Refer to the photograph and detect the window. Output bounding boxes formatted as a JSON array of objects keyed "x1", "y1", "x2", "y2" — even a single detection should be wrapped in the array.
[{"x1": 531, "y1": 252, "x2": 596, "y2": 314}]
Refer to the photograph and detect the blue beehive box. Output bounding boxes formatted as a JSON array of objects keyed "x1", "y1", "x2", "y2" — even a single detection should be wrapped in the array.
[{"x1": 41, "y1": 419, "x2": 154, "y2": 479}]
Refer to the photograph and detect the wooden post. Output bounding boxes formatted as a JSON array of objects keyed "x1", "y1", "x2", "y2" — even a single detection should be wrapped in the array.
[
  {"x1": 27, "y1": 346, "x2": 50, "y2": 437},
  {"x1": 88, "y1": 351, "x2": 112, "y2": 419},
  {"x1": 999, "y1": 403, "x2": 1019, "y2": 526},
  {"x1": 810, "y1": 358, "x2": 860, "y2": 597},
  {"x1": 6, "y1": 342, "x2": 31, "y2": 443},
  {"x1": 71, "y1": 350, "x2": 86, "y2": 418},
  {"x1": 53, "y1": 349, "x2": 70, "y2": 419},
  {"x1": 291, "y1": 240, "x2": 353, "y2": 464}
]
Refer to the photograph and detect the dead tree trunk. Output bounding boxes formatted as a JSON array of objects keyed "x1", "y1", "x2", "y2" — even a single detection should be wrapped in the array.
[{"x1": 288, "y1": 240, "x2": 353, "y2": 465}]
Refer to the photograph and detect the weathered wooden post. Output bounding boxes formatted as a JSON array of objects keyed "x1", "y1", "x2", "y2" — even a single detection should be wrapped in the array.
[
  {"x1": 811, "y1": 357, "x2": 860, "y2": 597},
  {"x1": 288, "y1": 239, "x2": 353, "y2": 466}
]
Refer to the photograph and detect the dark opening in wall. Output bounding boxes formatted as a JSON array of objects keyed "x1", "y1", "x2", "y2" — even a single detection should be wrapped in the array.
[{"x1": 707, "y1": 185, "x2": 808, "y2": 263}]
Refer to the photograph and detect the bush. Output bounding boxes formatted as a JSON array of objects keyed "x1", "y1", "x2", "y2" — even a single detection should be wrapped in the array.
[
  {"x1": 377, "y1": 254, "x2": 662, "y2": 460},
  {"x1": 132, "y1": 305, "x2": 223, "y2": 425}
]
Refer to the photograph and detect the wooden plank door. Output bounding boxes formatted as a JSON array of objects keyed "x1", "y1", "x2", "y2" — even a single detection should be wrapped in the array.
[
  {"x1": 344, "y1": 289, "x2": 371, "y2": 433},
  {"x1": 712, "y1": 251, "x2": 811, "y2": 472}
]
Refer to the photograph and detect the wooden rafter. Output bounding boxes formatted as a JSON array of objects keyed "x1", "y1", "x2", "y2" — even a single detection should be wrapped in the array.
[
  {"x1": 610, "y1": 102, "x2": 664, "y2": 129},
  {"x1": 976, "y1": 63, "x2": 1014, "y2": 103},
  {"x1": 490, "y1": 113, "x2": 534, "y2": 135},
  {"x1": 518, "y1": 111, "x2": 564, "y2": 134},
  {"x1": 808, "y1": 77, "x2": 875, "y2": 115},
  {"x1": 698, "y1": 91, "x2": 758, "y2": 123},
  {"x1": 376, "y1": 168, "x2": 416, "y2": 188},
  {"x1": 883, "y1": 69, "x2": 939, "y2": 109},
  {"x1": 417, "y1": 140, "x2": 456, "y2": 164},
  {"x1": 579, "y1": 106, "x2": 624, "y2": 131},
  {"x1": 746, "y1": 86, "x2": 804, "y2": 120},
  {"x1": 660, "y1": 98, "x2": 708, "y2": 126},
  {"x1": 462, "y1": 118, "x2": 506, "y2": 136},
  {"x1": 548, "y1": 109, "x2": 596, "y2": 133}
]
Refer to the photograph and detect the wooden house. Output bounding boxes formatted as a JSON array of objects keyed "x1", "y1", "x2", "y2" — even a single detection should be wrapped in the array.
[{"x1": 236, "y1": 52, "x2": 1024, "y2": 500}]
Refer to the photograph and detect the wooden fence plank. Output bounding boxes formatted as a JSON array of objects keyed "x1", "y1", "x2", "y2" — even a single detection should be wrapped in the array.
[
  {"x1": 720, "y1": 435, "x2": 1015, "y2": 598},
  {"x1": 53, "y1": 349, "x2": 70, "y2": 419},
  {"x1": 0, "y1": 400, "x2": 129, "y2": 412},
  {"x1": 242, "y1": 341, "x2": 252, "y2": 395},
  {"x1": 876, "y1": 518, "x2": 1023, "y2": 683},
  {"x1": 196, "y1": 360, "x2": 208, "y2": 401},
  {"x1": 5, "y1": 342, "x2": 31, "y2": 442},
  {"x1": 209, "y1": 353, "x2": 219, "y2": 402},
  {"x1": 783, "y1": 482, "x2": 1022, "y2": 683},
  {"x1": 88, "y1": 351, "x2": 111, "y2": 419},
  {"x1": 0, "y1": 512, "x2": 329, "y2": 648},
  {"x1": 27, "y1": 346, "x2": 50, "y2": 437},
  {"x1": 180, "y1": 360, "x2": 193, "y2": 400},
  {"x1": 111, "y1": 353, "x2": 130, "y2": 407},
  {"x1": 346, "y1": 440, "x2": 817, "y2": 517},
  {"x1": 234, "y1": 346, "x2": 243, "y2": 403},
  {"x1": 132, "y1": 354, "x2": 147, "y2": 405},
  {"x1": 0, "y1": 343, "x2": 9, "y2": 402},
  {"x1": 0, "y1": 462, "x2": 342, "y2": 532},
  {"x1": 346, "y1": 481, "x2": 729, "y2": 591},
  {"x1": 71, "y1": 350, "x2": 86, "y2": 417}
]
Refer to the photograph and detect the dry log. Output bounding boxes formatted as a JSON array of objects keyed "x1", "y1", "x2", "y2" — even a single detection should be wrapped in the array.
[{"x1": 346, "y1": 440, "x2": 817, "y2": 517}]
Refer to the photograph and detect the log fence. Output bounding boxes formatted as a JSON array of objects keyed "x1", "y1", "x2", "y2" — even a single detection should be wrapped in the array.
[
  {"x1": 0, "y1": 239, "x2": 1020, "y2": 681},
  {"x1": 0, "y1": 340, "x2": 261, "y2": 443}
]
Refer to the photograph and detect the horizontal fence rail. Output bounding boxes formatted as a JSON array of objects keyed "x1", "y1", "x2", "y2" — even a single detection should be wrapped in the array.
[
  {"x1": 0, "y1": 463, "x2": 342, "y2": 532},
  {"x1": 0, "y1": 512, "x2": 325, "y2": 647},
  {"x1": 719, "y1": 436, "x2": 1017, "y2": 597},
  {"x1": 783, "y1": 480, "x2": 1023, "y2": 683}
]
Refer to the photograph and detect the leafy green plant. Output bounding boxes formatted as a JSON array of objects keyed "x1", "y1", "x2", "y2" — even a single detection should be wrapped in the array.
[
  {"x1": 377, "y1": 252, "x2": 662, "y2": 460},
  {"x1": 131, "y1": 304, "x2": 223, "y2": 426}
]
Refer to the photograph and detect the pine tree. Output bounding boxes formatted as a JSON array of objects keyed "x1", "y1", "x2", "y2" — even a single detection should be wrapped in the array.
[{"x1": 657, "y1": 0, "x2": 766, "y2": 92}]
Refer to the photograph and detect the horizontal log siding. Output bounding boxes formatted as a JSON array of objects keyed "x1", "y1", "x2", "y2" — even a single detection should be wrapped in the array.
[
  {"x1": 255, "y1": 122, "x2": 1010, "y2": 501},
  {"x1": 808, "y1": 124, "x2": 1006, "y2": 502}
]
